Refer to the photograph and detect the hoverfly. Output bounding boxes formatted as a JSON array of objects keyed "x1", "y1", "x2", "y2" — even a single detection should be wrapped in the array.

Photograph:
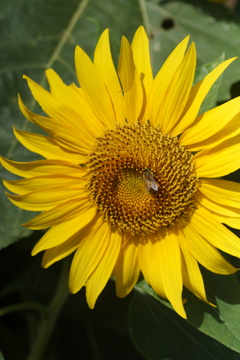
[{"x1": 143, "y1": 168, "x2": 159, "y2": 192}]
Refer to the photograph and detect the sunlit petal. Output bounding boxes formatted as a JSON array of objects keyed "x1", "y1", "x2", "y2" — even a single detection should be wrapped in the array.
[
  {"x1": 118, "y1": 36, "x2": 143, "y2": 124},
  {"x1": 115, "y1": 238, "x2": 140, "y2": 297},
  {"x1": 86, "y1": 229, "x2": 121, "y2": 308}
]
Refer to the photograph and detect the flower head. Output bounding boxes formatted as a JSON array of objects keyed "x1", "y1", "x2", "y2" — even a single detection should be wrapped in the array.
[{"x1": 2, "y1": 27, "x2": 240, "y2": 318}]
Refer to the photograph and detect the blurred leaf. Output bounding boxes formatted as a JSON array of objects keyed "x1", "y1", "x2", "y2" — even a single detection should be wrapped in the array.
[
  {"x1": 0, "y1": 0, "x2": 91, "y2": 248},
  {"x1": 147, "y1": 0, "x2": 240, "y2": 100},
  {"x1": 0, "y1": 0, "x2": 142, "y2": 248},
  {"x1": 129, "y1": 290, "x2": 240, "y2": 360},
  {"x1": 134, "y1": 272, "x2": 240, "y2": 356},
  {"x1": 0, "y1": 181, "x2": 36, "y2": 250}
]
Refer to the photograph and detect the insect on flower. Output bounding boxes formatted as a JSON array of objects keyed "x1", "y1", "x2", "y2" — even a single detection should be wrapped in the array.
[{"x1": 143, "y1": 168, "x2": 159, "y2": 192}]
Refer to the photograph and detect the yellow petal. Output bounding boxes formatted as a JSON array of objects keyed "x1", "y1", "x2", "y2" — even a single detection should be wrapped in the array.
[
  {"x1": 172, "y1": 58, "x2": 236, "y2": 136},
  {"x1": 198, "y1": 179, "x2": 240, "y2": 211},
  {"x1": 118, "y1": 36, "x2": 143, "y2": 124},
  {"x1": 1, "y1": 157, "x2": 81, "y2": 178},
  {"x1": 180, "y1": 97, "x2": 240, "y2": 150},
  {"x1": 131, "y1": 26, "x2": 153, "y2": 123},
  {"x1": 6, "y1": 187, "x2": 85, "y2": 211},
  {"x1": 159, "y1": 232, "x2": 186, "y2": 318},
  {"x1": 181, "y1": 222, "x2": 236, "y2": 274},
  {"x1": 24, "y1": 197, "x2": 91, "y2": 230},
  {"x1": 23, "y1": 76, "x2": 94, "y2": 151},
  {"x1": 114, "y1": 238, "x2": 140, "y2": 297},
  {"x1": 191, "y1": 207, "x2": 240, "y2": 258},
  {"x1": 200, "y1": 178, "x2": 240, "y2": 201},
  {"x1": 138, "y1": 240, "x2": 164, "y2": 298},
  {"x1": 41, "y1": 213, "x2": 98, "y2": 268},
  {"x1": 161, "y1": 43, "x2": 196, "y2": 133},
  {"x1": 210, "y1": 213, "x2": 240, "y2": 230},
  {"x1": 3, "y1": 175, "x2": 86, "y2": 195},
  {"x1": 75, "y1": 45, "x2": 116, "y2": 128},
  {"x1": 86, "y1": 229, "x2": 122, "y2": 308},
  {"x1": 42, "y1": 237, "x2": 79, "y2": 268},
  {"x1": 45, "y1": 69, "x2": 105, "y2": 137},
  {"x1": 179, "y1": 239, "x2": 209, "y2": 303},
  {"x1": 195, "y1": 134, "x2": 240, "y2": 177},
  {"x1": 18, "y1": 93, "x2": 50, "y2": 127},
  {"x1": 148, "y1": 36, "x2": 189, "y2": 127},
  {"x1": 69, "y1": 219, "x2": 110, "y2": 294},
  {"x1": 139, "y1": 233, "x2": 186, "y2": 318},
  {"x1": 32, "y1": 211, "x2": 98, "y2": 255},
  {"x1": 94, "y1": 29, "x2": 125, "y2": 125},
  {"x1": 19, "y1": 95, "x2": 91, "y2": 154},
  {"x1": 197, "y1": 193, "x2": 240, "y2": 218},
  {"x1": 14, "y1": 128, "x2": 86, "y2": 164},
  {"x1": 20, "y1": 94, "x2": 89, "y2": 153}
]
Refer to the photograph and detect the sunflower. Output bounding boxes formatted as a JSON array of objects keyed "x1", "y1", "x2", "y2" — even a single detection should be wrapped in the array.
[{"x1": 2, "y1": 27, "x2": 240, "y2": 319}]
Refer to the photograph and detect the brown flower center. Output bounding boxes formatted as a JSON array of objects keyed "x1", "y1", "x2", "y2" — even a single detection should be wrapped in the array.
[{"x1": 87, "y1": 123, "x2": 198, "y2": 235}]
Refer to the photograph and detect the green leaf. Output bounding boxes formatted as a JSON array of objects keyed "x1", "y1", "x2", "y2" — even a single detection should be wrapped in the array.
[
  {"x1": 0, "y1": 0, "x2": 142, "y2": 248},
  {"x1": 146, "y1": 0, "x2": 240, "y2": 101},
  {"x1": 134, "y1": 271, "x2": 240, "y2": 356},
  {"x1": 130, "y1": 288, "x2": 240, "y2": 360},
  {"x1": 0, "y1": 0, "x2": 92, "y2": 248},
  {"x1": 186, "y1": 272, "x2": 240, "y2": 354}
]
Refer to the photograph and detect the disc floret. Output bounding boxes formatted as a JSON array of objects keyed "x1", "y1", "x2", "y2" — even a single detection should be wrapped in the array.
[{"x1": 87, "y1": 123, "x2": 198, "y2": 235}]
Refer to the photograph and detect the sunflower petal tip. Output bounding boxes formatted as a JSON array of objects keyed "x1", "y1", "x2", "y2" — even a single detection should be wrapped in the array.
[
  {"x1": 45, "y1": 68, "x2": 53, "y2": 75},
  {"x1": 178, "y1": 303, "x2": 187, "y2": 318},
  {"x1": 17, "y1": 93, "x2": 23, "y2": 103},
  {"x1": 75, "y1": 45, "x2": 82, "y2": 55},
  {"x1": 41, "y1": 262, "x2": 49, "y2": 269},
  {"x1": 22, "y1": 221, "x2": 30, "y2": 228},
  {"x1": 209, "y1": 302, "x2": 217, "y2": 308},
  {"x1": 137, "y1": 25, "x2": 145, "y2": 33},
  {"x1": 69, "y1": 282, "x2": 78, "y2": 295},
  {"x1": 102, "y1": 28, "x2": 109, "y2": 34},
  {"x1": 87, "y1": 297, "x2": 96, "y2": 310},
  {"x1": 31, "y1": 247, "x2": 39, "y2": 256}
]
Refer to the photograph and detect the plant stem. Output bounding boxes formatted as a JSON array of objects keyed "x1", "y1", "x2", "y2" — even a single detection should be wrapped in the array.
[
  {"x1": 138, "y1": 0, "x2": 151, "y2": 35},
  {"x1": 0, "y1": 302, "x2": 46, "y2": 317},
  {"x1": 26, "y1": 260, "x2": 70, "y2": 360}
]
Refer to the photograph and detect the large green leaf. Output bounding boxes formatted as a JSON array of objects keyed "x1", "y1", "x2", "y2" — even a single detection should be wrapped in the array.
[
  {"x1": 129, "y1": 290, "x2": 240, "y2": 360},
  {"x1": 186, "y1": 271, "x2": 240, "y2": 352},
  {"x1": 0, "y1": 0, "x2": 142, "y2": 248},
  {"x1": 132, "y1": 271, "x2": 240, "y2": 358}
]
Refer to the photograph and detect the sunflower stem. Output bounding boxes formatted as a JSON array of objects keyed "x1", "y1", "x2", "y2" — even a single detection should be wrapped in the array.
[{"x1": 26, "y1": 260, "x2": 70, "y2": 360}]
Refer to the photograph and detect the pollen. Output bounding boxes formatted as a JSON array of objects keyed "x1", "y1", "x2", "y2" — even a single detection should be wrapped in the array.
[{"x1": 87, "y1": 123, "x2": 198, "y2": 235}]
